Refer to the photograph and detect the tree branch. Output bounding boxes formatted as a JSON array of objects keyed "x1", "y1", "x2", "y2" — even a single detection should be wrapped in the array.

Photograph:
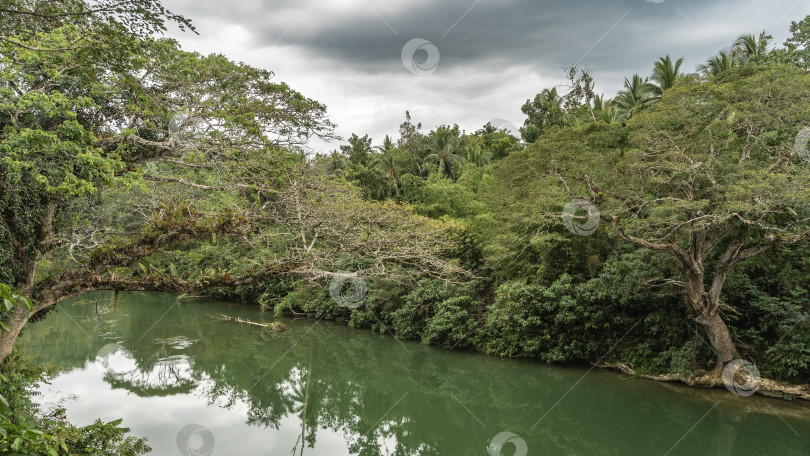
[{"x1": 143, "y1": 175, "x2": 226, "y2": 190}]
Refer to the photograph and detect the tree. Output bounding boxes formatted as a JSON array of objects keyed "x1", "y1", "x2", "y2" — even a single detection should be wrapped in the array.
[
  {"x1": 397, "y1": 111, "x2": 427, "y2": 175},
  {"x1": 592, "y1": 94, "x2": 619, "y2": 124},
  {"x1": 486, "y1": 66, "x2": 810, "y2": 379},
  {"x1": 372, "y1": 135, "x2": 400, "y2": 181},
  {"x1": 424, "y1": 126, "x2": 465, "y2": 178},
  {"x1": 321, "y1": 150, "x2": 349, "y2": 176},
  {"x1": 650, "y1": 55, "x2": 684, "y2": 97},
  {"x1": 474, "y1": 123, "x2": 521, "y2": 160},
  {"x1": 734, "y1": 31, "x2": 772, "y2": 64},
  {"x1": 266, "y1": 173, "x2": 463, "y2": 280},
  {"x1": 373, "y1": 153, "x2": 400, "y2": 181},
  {"x1": 464, "y1": 138, "x2": 490, "y2": 167},
  {"x1": 374, "y1": 135, "x2": 395, "y2": 155},
  {"x1": 0, "y1": 7, "x2": 466, "y2": 364},
  {"x1": 561, "y1": 66, "x2": 598, "y2": 120},
  {"x1": 781, "y1": 15, "x2": 810, "y2": 69},
  {"x1": 341, "y1": 134, "x2": 372, "y2": 166},
  {"x1": 520, "y1": 87, "x2": 565, "y2": 143},
  {"x1": 0, "y1": 0, "x2": 194, "y2": 52},
  {"x1": 613, "y1": 74, "x2": 656, "y2": 119},
  {"x1": 0, "y1": 18, "x2": 339, "y2": 362},
  {"x1": 699, "y1": 50, "x2": 741, "y2": 77}
]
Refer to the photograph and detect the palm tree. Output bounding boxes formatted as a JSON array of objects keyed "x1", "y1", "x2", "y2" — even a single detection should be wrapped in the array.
[
  {"x1": 698, "y1": 50, "x2": 740, "y2": 76},
  {"x1": 424, "y1": 127, "x2": 465, "y2": 178},
  {"x1": 733, "y1": 31, "x2": 772, "y2": 64},
  {"x1": 466, "y1": 143, "x2": 491, "y2": 167},
  {"x1": 614, "y1": 74, "x2": 656, "y2": 119},
  {"x1": 374, "y1": 135, "x2": 395, "y2": 155},
  {"x1": 323, "y1": 150, "x2": 348, "y2": 175},
  {"x1": 593, "y1": 94, "x2": 620, "y2": 124},
  {"x1": 650, "y1": 55, "x2": 684, "y2": 98},
  {"x1": 373, "y1": 153, "x2": 399, "y2": 181}
]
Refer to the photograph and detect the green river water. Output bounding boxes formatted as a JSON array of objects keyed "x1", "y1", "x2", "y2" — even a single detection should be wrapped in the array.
[{"x1": 19, "y1": 292, "x2": 810, "y2": 455}]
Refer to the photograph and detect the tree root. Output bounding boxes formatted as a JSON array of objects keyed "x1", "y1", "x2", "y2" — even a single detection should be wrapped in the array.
[{"x1": 598, "y1": 362, "x2": 810, "y2": 401}]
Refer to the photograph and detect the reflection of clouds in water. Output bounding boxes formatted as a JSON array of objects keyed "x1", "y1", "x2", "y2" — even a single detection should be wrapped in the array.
[
  {"x1": 95, "y1": 341, "x2": 200, "y2": 394},
  {"x1": 97, "y1": 343, "x2": 137, "y2": 376},
  {"x1": 35, "y1": 392, "x2": 80, "y2": 416}
]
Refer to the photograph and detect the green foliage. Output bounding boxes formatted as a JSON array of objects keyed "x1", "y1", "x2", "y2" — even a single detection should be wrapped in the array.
[
  {"x1": 421, "y1": 296, "x2": 483, "y2": 349},
  {"x1": 391, "y1": 279, "x2": 458, "y2": 340},
  {"x1": 484, "y1": 275, "x2": 589, "y2": 361},
  {"x1": 520, "y1": 88, "x2": 566, "y2": 143},
  {"x1": 782, "y1": 15, "x2": 810, "y2": 69},
  {"x1": 0, "y1": 284, "x2": 32, "y2": 334}
]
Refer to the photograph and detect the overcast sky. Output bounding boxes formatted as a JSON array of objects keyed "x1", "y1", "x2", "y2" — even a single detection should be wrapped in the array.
[{"x1": 159, "y1": 0, "x2": 810, "y2": 153}]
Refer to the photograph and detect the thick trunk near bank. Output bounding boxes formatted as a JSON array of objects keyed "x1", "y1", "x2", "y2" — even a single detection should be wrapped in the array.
[
  {"x1": 685, "y1": 270, "x2": 735, "y2": 377},
  {"x1": 0, "y1": 306, "x2": 29, "y2": 364}
]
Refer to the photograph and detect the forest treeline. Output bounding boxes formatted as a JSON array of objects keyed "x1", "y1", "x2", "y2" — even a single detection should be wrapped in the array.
[{"x1": 1, "y1": 0, "x2": 810, "y2": 453}]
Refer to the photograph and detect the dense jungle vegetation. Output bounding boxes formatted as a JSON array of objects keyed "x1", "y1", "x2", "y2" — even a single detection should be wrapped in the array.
[{"x1": 1, "y1": 0, "x2": 809, "y2": 453}]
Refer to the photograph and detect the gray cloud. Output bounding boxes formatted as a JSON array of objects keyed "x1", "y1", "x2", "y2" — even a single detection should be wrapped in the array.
[{"x1": 161, "y1": 0, "x2": 810, "y2": 152}]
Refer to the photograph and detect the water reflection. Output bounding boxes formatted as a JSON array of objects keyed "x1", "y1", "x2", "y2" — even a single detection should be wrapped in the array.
[{"x1": 21, "y1": 292, "x2": 810, "y2": 456}]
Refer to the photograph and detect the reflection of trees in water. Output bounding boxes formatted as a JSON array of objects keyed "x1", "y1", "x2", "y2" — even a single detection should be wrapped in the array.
[
  {"x1": 104, "y1": 354, "x2": 197, "y2": 397},
  {"x1": 23, "y1": 292, "x2": 810, "y2": 455}
]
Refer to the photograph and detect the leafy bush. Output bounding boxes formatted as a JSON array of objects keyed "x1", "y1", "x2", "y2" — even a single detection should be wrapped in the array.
[
  {"x1": 390, "y1": 279, "x2": 458, "y2": 340},
  {"x1": 421, "y1": 296, "x2": 484, "y2": 349}
]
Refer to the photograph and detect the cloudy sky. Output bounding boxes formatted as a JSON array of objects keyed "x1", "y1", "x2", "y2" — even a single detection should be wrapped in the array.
[{"x1": 159, "y1": 0, "x2": 810, "y2": 153}]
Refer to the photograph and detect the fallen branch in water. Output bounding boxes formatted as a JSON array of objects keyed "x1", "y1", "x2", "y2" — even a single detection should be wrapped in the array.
[{"x1": 211, "y1": 314, "x2": 286, "y2": 332}]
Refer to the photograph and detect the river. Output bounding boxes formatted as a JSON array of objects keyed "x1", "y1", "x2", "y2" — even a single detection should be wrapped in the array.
[{"x1": 19, "y1": 292, "x2": 810, "y2": 455}]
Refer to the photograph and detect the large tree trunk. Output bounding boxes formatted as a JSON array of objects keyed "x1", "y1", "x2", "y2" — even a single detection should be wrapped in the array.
[
  {"x1": 698, "y1": 311, "x2": 736, "y2": 377},
  {"x1": 685, "y1": 271, "x2": 736, "y2": 379},
  {"x1": 0, "y1": 306, "x2": 30, "y2": 364}
]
